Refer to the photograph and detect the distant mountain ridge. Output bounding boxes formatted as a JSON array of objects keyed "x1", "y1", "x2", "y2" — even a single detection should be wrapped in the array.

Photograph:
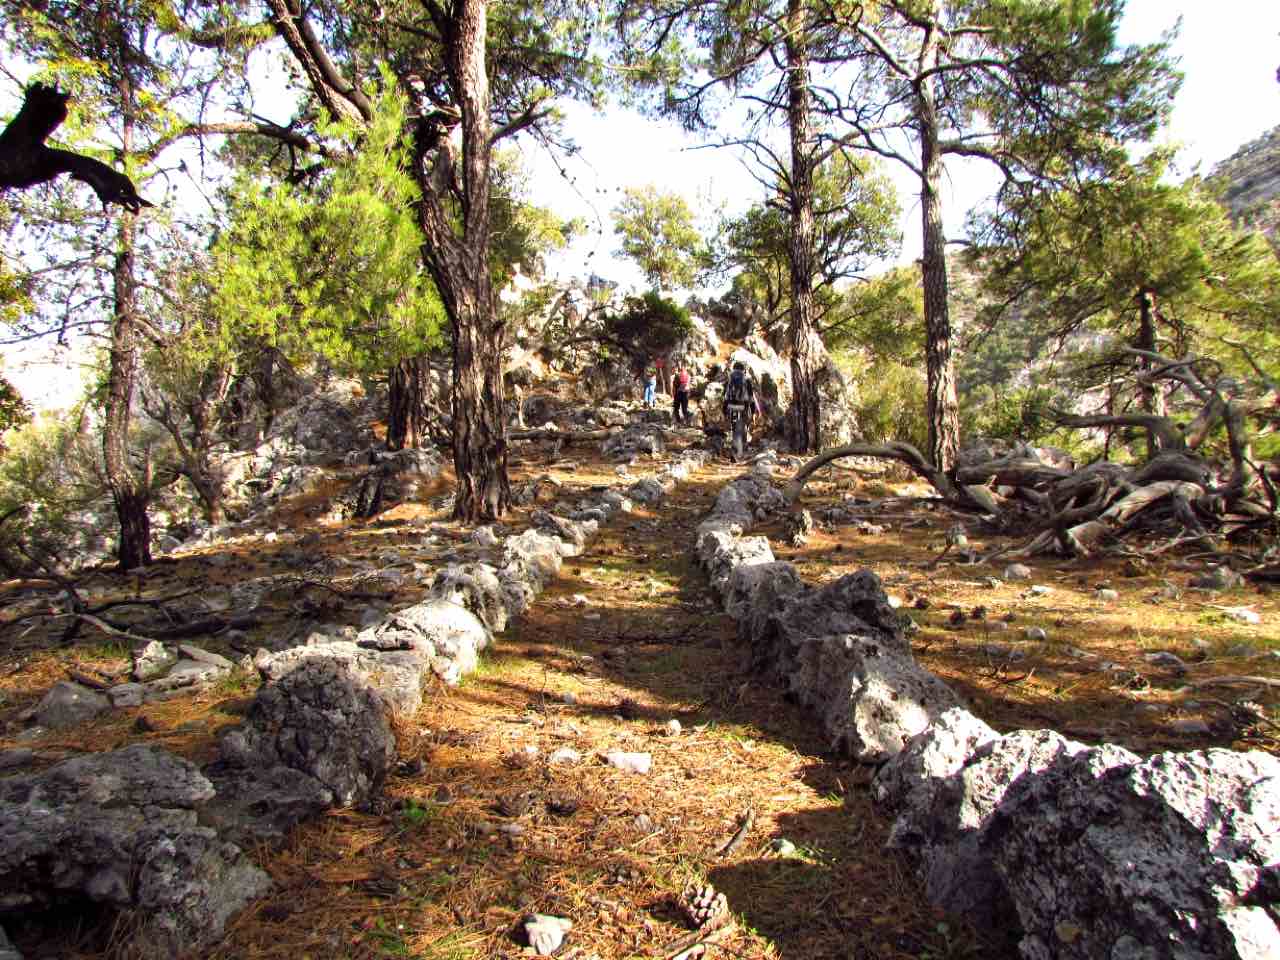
[{"x1": 1209, "y1": 123, "x2": 1280, "y2": 239}]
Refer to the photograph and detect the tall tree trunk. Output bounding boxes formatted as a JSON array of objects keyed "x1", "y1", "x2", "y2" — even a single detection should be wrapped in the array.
[
  {"x1": 387, "y1": 355, "x2": 431, "y2": 450},
  {"x1": 450, "y1": 291, "x2": 509, "y2": 520},
  {"x1": 410, "y1": 0, "x2": 508, "y2": 521},
  {"x1": 916, "y1": 15, "x2": 960, "y2": 472},
  {"x1": 783, "y1": 0, "x2": 825, "y2": 454},
  {"x1": 103, "y1": 52, "x2": 150, "y2": 571},
  {"x1": 1135, "y1": 288, "x2": 1164, "y2": 459}
]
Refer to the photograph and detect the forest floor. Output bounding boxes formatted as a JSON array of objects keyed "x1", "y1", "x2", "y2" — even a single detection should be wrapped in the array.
[{"x1": 1, "y1": 423, "x2": 1278, "y2": 960}]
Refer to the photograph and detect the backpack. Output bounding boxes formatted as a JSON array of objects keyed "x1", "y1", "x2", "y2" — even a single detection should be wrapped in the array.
[{"x1": 726, "y1": 369, "x2": 749, "y2": 405}]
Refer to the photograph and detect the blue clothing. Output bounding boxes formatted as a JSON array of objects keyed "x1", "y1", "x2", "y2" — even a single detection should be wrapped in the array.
[{"x1": 643, "y1": 376, "x2": 656, "y2": 407}]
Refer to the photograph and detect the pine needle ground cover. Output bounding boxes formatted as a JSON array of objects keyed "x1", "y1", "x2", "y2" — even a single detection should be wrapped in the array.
[{"x1": 1, "y1": 430, "x2": 1275, "y2": 960}]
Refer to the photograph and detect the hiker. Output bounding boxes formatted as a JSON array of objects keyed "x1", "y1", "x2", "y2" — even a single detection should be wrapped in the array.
[
  {"x1": 673, "y1": 361, "x2": 691, "y2": 424},
  {"x1": 642, "y1": 367, "x2": 657, "y2": 409},
  {"x1": 721, "y1": 361, "x2": 760, "y2": 460},
  {"x1": 654, "y1": 354, "x2": 669, "y2": 395}
]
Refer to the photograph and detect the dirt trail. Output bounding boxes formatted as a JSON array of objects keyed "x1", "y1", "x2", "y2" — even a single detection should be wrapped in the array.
[{"x1": 202, "y1": 465, "x2": 1008, "y2": 960}]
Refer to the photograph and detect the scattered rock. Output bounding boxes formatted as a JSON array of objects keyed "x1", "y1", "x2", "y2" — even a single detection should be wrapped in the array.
[
  {"x1": 32, "y1": 681, "x2": 110, "y2": 730},
  {"x1": 605, "y1": 751, "x2": 652, "y2": 774},
  {"x1": 1023, "y1": 626, "x2": 1047, "y2": 642},
  {"x1": 1004, "y1": 564, "x2": 1032, "y2": 581},
  {"x1": 132, "y1": 640, "x2": 178, "y2": 681},
  {"x1": 520, "y1": 914, "x2": 572, "y2": 956}
]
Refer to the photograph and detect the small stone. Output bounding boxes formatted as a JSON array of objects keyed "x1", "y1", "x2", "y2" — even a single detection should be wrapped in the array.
[
  {"x1": 1024, "y1": 626, "x2": 1048, "y2": 642},
  {"x1": 548, "y1": 747, "x2": 581, "y2": 765},
  {"x1": 1028, "y1": 585, "x2": 1052, "y2": 596},
  {"x1": 1226, "y1": 641, "x2": 1257, "y2": 657},
  {"x1": 1004, "y1": 564, "x2": 1032, "y2": 581},
  {"x1": 605, "y1": 751, "x2": 652, "y2": 774},
  {"x1": 769, "y1": 838, "x2": 798, "y2": 857},
  {"x1": 562, "y1": 691, "x2": 578, "y2": 705},
  {"x1": 521, "y1": 914, "x2": 572, "y2": 956},
  {"x1": 498, "y1": 823, "x2": 526, "y2": 837},
  {"x1": 986, "y1": 619, "x2": 1010, "y2": 633},
  {"x1": 1168, "y1": 718, "x2": 1211, "y2": 736},
  {"x1": 634, "y1": 813, "x2": 654, "y2": 832},
  {"x1": 981, "y1": 576, "x2": 1002, "y2": 589},
  {"x1": 664, "y1": 719, "x2": 683, "y2": 736},
  {"x1": 886, "y1": 595, "x2": 903, "y2": 609},
  {"x1": 1095, "y1": 588, "x2": 1120, "y2": 603},
  {"x1": 1220, "y1": 607, "x2": 1261, "y2": 626},
  {"x1": 1143, "y1": 651, "x2": 1186, "y2": 669}
]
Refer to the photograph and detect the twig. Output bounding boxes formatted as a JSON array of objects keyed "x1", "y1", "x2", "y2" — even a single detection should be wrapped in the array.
[
  {"x1": 67, "y1": 613, "x2": 156, "y2": 646},
  {"x1": 661, "y1": 920, "x2": 735, "y2": 960},
  {"x1": 716, "y1": 808, "x2": 755, "y2": 858},
  {"x1": 1175, "y1": 676, "x2": 1280, "y2": 692}
]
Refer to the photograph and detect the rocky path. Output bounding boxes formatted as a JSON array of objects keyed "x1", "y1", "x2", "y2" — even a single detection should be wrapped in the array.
[{"x1": 206, "y1": 467, "x2": 1008, "y2": 960}]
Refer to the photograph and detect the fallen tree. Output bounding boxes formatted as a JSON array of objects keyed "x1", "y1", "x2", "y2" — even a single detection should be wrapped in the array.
[{"x1": 787, "y1": 349, "x2": 1278, "y2": 565}]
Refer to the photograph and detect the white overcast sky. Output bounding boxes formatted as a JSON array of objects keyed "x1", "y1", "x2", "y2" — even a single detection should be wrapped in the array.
[{"x1": 531, "y1": 0, "x2": 1280, "y2": 290}]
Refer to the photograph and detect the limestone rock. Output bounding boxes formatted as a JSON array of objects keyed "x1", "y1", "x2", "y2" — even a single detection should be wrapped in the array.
[
  {"x1": 219, "y1": 655, "x2": 396, "y2": 807},
  {"x1": 993, "y1": 748, "x2": 1280, "y2": 960},
  {"x1": 32, "y1": 681, "x2": 110, "y2": 730},
  {"x1": 0, "y1": 745, "x2": 270, "y2": 959},
  {"x1": 132, "y1": 640, "x2": 177, "y2": 681}
]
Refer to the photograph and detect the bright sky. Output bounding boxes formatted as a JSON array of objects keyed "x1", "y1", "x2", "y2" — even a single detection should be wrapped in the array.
[
  {"x1": 4, "y1": 2, "x2": 1279, "y2": 411},
  {"x1": 532, "y1": 0, "x2": 1280, "y2": 290}
]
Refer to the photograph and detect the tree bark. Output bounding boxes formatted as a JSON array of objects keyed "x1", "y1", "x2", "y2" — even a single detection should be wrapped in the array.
[
  {"x1": 1135, "y1": 288, "x2": 1164, "y2": 458},
  {"x1": 410, "y1": 0, "x2": 509, "y2": 522},
  {"x1": 103, "y1": 54, "x2": 151, "y2": 571},
  {"x1": 916, "y1": 10, "x2": 960, "y2": 472},
  {"x1": 386, "y1": 355, "x2": 432, "y2": 450},
  {"x1": 783, "y1": 0, "x2": 825, "y2": 454}
]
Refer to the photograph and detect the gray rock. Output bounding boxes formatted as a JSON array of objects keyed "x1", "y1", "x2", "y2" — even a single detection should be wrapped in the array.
[
  {"x1": 0, "y1": 749, "x2": 34, "y2": 771},
  {"x1": 357, "y1": 598, "x2": 490, "y2": 686},
  {"x1": 1143, "y1": 651, "x2": 1186, "y2": 669},
  {"x1": 0, "y1": 745, "x2": 270, "y2": 959},
  {"x1": 0, "y1": 927, "x2": 19, "y2": 960},
  {"x1": 219, "y1": 654, "x2": 396, "y2": 807},
  {"x1": 1004, "y1": 564, "x2": 1032, "y2": 581},
  {"x1": 177, "y1": 644, "x2": 235, "y2": 670},
  {"x1": 521, "y1": 914, "x2": 572, "y2": 956},
  {"x1": 427, "y1": 563, "x2": 510, "y2": 634},
  {"x1": 992, "y1": 748, "x2": 1280, "y2": 960},
  {"x1": 32, "y1": 681, "x2": 110, "y2": 729},
  {"x1": 108, "y1": 682, "x2": 146, "y2": 708},
  {"x1": 202, "y1": 763, "x2": 334, "y2": 846},
  {"x1": 628, "y1": 476, "x2": 674, "y2": 503},
  {"x1": 132, "y1": 640, "x2": 177, "y2": 681},
  {"x1": 891, "y1": 722, "x2": 1127, "y2": 928},
  {"x1": 1191, "y1": 565, "x2": 1245, "y2": 591},
  {"x1": 747, "y1": 573, "x2": 959, "y2": 760}
]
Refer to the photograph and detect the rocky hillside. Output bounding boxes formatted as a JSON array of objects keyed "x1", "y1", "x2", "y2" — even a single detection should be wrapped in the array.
[{"x1": 1210, "y1": 123, "x2": 1280, "y2": 239}]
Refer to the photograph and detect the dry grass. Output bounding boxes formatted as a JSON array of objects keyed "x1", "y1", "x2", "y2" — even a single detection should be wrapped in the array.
[{"x1": 1, "y1": 427, "x2": 1275, "y2": 960}]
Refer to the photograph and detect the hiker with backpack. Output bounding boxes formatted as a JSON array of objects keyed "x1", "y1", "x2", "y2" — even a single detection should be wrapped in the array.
[{"x1": 721, "y1": 361, "x2": 760, "y2": 460}]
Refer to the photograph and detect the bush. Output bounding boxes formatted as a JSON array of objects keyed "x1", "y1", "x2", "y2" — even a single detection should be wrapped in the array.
[
  {"x1": 604, "y1": 291, "x2": 694, "y2": 365},
  {"x1": 836, "y1": 351, "x2": 929, "y2": 450}
]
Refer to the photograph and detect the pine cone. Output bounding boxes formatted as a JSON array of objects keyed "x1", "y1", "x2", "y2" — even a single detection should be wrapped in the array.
[{"x1": 677, "y1": 882, "x2": 729, "y2": 931}]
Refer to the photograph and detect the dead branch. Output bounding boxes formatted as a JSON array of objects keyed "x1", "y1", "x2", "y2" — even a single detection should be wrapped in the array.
[
  {"x1": 1175, "y1": 676, "x2": 1280, "y2": 692},
  {"x1": 716, "y1": 808, "x2": 756, "y2": 858},
  {"x1": 0, "y1": 84, "x2": 151, "y2": 211},
  {"x1": 508, "y1": 428, "x2": 615, "y2": 443}
]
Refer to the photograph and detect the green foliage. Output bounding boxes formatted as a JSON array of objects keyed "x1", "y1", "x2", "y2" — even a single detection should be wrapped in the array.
[
  {"x1": 0, "y1": 374, "x2": 31, "y2": 450},
  {"x1": 722, "y1": 155, "x2": 901, "y2": 330},
  {"x1": 970, "y1": 151, "x2": 1280, "y2": 420},
  {"x1": 612, "y1": 185, "x2": 711, "y2": 290},
  {"x1": 211, "y1": 84, "x2": 447, "y2": 375},
  {"x1": 604, "y1": 291, "x2": 694, "y2": 361},
  {"x1": 0, "y1": 409, "x2": 106, "y2": 570},
  {"x1": 834, "y1": 350, "x2": 929, "y2": 450},
  {"x1": 827, "y1": 266, "x2": 924, "y2": 361}
]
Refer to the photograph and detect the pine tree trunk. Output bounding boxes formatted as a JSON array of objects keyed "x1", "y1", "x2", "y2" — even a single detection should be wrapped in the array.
[
  {"x1": 409, "y1": 0, "x2": 509, "y2": 522},
  {"x1": 451, "y1": 293, "x2": 509, "y2": 521},
  {"x1": 783, "y1": 0, "x2": 824, "y2": 454},
  {"x1": 103, "y1": 59, "x2": 151, "y2": 570},
  {"x1": 916, "y1": 24, "x2": 961, "y2": 472},
  {"x1": 387, "y1": 355, "x2": 431, "y2": 450},
  {"x1": 1135, "y1": 288, "x2": 1163, "y2": 459}
]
